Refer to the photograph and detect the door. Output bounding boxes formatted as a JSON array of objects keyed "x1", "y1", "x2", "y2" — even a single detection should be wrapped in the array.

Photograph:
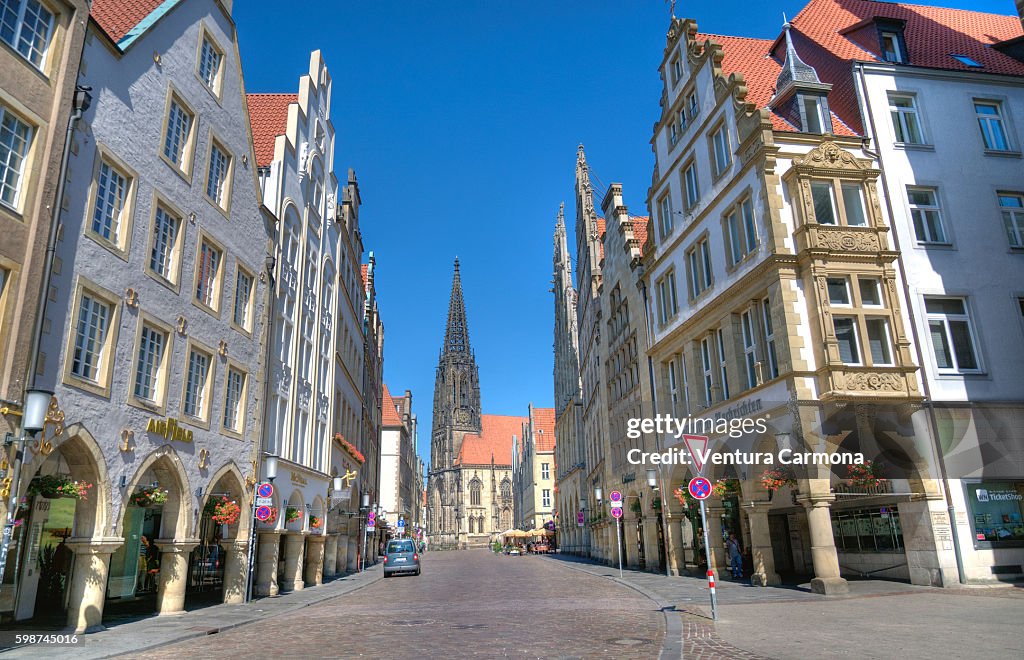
[{"x1": 768, "y1": 514, "x2": 793, "y2": 574}]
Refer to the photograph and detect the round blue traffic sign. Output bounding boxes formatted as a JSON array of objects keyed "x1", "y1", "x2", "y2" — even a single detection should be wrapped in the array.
[
  {"x1": 257, "y1": 483, "x2": 274, "y2": 498},
  {"x1": 610, "y1": 490, "x2": 622, "y2": 502},
  {"x1": 255, "y1": 505, "x2": 273, "y2": 521},
  {"x1": 688, "y1": 477, "x2": 712, "y2": 500},
  {"x1": 397, "y1": 519, "x2": 405, "y2": 528},
  {"x1": 611, "y1": 507, "x2": 623, "y2": 519}
]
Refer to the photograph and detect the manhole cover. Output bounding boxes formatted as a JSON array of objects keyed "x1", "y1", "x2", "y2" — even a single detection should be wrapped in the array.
[
  {"x1": 389, "y1": 620, "x2": 433, "y2": 626},
  {"x1": 610, "y1": 638, "x2": 648, "y2": 646}
]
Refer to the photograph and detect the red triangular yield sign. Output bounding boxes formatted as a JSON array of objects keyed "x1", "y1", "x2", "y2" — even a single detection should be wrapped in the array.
[{"x1": 682, "y1": 434, "x2": 710, "y2": 475}]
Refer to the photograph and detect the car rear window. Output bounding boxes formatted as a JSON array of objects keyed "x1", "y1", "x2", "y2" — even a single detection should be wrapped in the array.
[{"x1": 387, "y1": 540, "x2": 415, "y2": 554}]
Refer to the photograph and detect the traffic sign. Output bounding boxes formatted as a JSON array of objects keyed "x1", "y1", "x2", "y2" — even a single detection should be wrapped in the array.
[
  {"x1": 577, "y1": 510, "x2": 585, "y2": 527},
  {"x1": 610, "y1": 490, "x2": 622, "y2": 502},
  {"x1": 397, "y1": 519, "x2": 405, "y2": 528},
  {"x1": 257, "y1": 482, "x2": 274, "y2": 498},
  {"x1": 367, "y1": 525, "x2": 375, "y2": 532},
  {"x1": 255, "y1": 496, "x2": 273, "y2": 507},
  {"x1": 255, "y1": 505, "x2": 273, "y2": 521},
  {"x1": 682, "y1": 434, "x2": 710, "y2": 476},
  {"x1": 688, "y1": 476, "x2": 712, "y2": 500},
  {"x1": 611, "y1": 507, "x2": 623, "y2": 519},
  {"x1": 367, "y1": 511, "x2": 376, "y2": 523}
]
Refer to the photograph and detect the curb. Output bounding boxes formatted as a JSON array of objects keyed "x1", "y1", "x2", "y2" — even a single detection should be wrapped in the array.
[
  {"x1": 97, "y1": 569, "x2": 383, "y2": 659},
  {"x1": 542, "y1": 557, "x2": 683, "y2": 660}
]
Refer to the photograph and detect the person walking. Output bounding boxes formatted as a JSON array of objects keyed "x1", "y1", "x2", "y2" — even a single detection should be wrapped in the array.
[{"x1": 726, "y1": 533, "x2": 743, "y2": 579}]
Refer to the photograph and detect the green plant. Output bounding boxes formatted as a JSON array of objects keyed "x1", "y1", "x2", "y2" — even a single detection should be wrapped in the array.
[
  {"x1": 630, "y1": 499, "x2": 642, "y2": 513},
  {"x1": 760, "y1": 467, "x2": 798, "y2": 491},
  {"x1": 652, "y1": 496, "x2": 662, "y2": 510},
  {"x1": 26, "y1": 475, "x2": 92, "y2": 500},
  {"x1": 711, "y1": 479, "x2": 740, "y2": 498},
  {"x1": 309, "y1": 515, "x2": 323, "y2": 529},
  {"x1": 129, "y1": 486, "x2": 168, "y2": 508},
  {"x1": 285, "y1": 506, "x2": 301, "y2": 523}
]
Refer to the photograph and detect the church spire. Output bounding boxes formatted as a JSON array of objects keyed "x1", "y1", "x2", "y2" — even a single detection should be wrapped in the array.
[{"x1": 444, "y1": 257, "x2": 471, "y2": 355}]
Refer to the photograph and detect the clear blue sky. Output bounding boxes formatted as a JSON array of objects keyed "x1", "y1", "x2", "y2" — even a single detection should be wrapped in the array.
[{"x1": 234, "y1": 0, "x2": 1016, "y2": 465}]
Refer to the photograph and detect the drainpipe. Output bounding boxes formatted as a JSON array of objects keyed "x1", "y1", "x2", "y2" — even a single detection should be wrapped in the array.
[{"x1": 853, "y1": 62, "x2": 966, "y2": 585}]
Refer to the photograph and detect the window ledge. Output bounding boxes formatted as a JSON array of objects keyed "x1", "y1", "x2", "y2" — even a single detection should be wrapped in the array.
[
  {"x1": 915, "y1": 241, "x2": 955, "y2": 250},
  {"x1": 983, "y1": 149, "x2": 1022, "y2": 159},
  {"x1": 893, "y1": 142, "x2": 935, "y2": 152}
]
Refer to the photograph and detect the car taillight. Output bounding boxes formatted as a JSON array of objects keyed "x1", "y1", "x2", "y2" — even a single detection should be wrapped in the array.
[
  {"x1": 413, "y1": 553, "x2": 418, "y2": 561},
  {"x1": 383, "y1": 556, "x2": 388, "y2": 563}
]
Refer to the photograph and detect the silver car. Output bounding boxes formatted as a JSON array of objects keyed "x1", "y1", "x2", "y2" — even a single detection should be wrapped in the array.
[{"x1": 383, "y1": 539, "x2": 421, "y2": 577}]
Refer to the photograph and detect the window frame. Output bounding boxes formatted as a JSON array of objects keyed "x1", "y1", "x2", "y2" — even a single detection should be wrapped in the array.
[
  {"x1": 923, "y1": 296, "x2": 983, "y2": 375},
  {"x1": 887, "y1": 93, "x2": 926, "y2": 146},
  {"x1": 62, "y1": 276, "x2": 121, "y2": 398},
  {"x1": 999, "y1": 192, "x2": 1024, "y2": 249},
  {"x1": 181, "y1": 338, "x2": 216, "y2": 428},
  {"x1": 716, "y1": 327, "x2": 729, "y2": 401},
  {"x1": 798, "y1": 94, "x2": 832, "y2": 134},
  {"x1": 879, "y1": 29, "x2": 906, "y2": 64},
  {"x1": 723, "y1": 195, "x2": 758, "y2": 268},
  {"x1": 145, "y1": 194, "x2": 186, "y2": 293},
  {"x1": 194, "y1": 25, "x2": 226, "y2": 99},
  {"x1": 686, "y1": 234, "x2": 713, "y2": 300},
  {"x1": 231, "y1": 261, "x2": 256, "y2": 336},
  {"x1": 974, "y1": 99, "x2": 1012, "y2": 153},
  {"x1": 807, "y1": 179, "x2": 870, "y2": 227},
  {"x1": 700, "y1": 336, "x2": 714, "y2": 405},
  {"x1": 683, "y1": 159, "x2": 700, "y2": 210},
  {"x1": 126, "y1": 311, "x2": 174, "y2": 413},
  {"x1": 84, "y1": 144, "x2": 138, "y2": 258},
  {"x1": 656, "y1": 269, "x2": 679, "y2": 325},
  {"x1": 204, "y1": 131, "x2": 234, "y2": 214},
  {"x1": 907, "y1": 186, "x2": 950, "y2": 246},
  {"x1": 741, "y1": 308, "x2": 759, "y2": 390},
  {"x1": 193, "y1": 231, "x2": 225, "y2": 317},
  {"x1": 159, "y1": 87, "x2": 198, "y2": 181},
  {"x1": 0, "y1": 102, "x2": 36, "y2": 213},
  {"x1": 0, "y1": 0, "x2": 55, "y2": 72},
  {"x1": 658, "y1": 192, "x2": 673, "y2": 239},
  {"x1": 761, "y1": 297, "x2": 779, "y2": 380},
  {"x1": 709, "y1": 121, "x2": 732, "y2": 178},
  {"x1": 221, "y1": 359, "x2": 249, "y2": 438}
]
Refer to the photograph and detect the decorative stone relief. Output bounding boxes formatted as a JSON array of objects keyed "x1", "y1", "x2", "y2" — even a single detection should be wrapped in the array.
[
  {"x1": 275, "y1": 364, "x2": 291, "y2": 396},
  {"x1": 795, "y1": 141, "x2": 863, "y2": 171},
  {"x1": 817, "y1": 230, "x2": 880, "y2": 252},
  {"x1": 297, "y1": 381, "x2": 312, "y2": 410},
  {"x1": 845, "y1": 372, "x2": 905, "y2": 392}
]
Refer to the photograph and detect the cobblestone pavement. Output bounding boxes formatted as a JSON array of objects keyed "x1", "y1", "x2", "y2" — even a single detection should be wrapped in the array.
[{"x1": 148, "y1": 549, "x2": 666, "y2": 659}]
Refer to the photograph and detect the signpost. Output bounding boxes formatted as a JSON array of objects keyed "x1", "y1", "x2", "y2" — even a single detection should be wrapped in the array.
[
  {"x1": 610, "y1": 490, "x2": 623, "y2": 578},
  {"x1": 397, "y1": 518, "x2": 406, "y2": 537},
  {"x1": 255, "y1": 505, "x2": 272, "y2": 522},
  {"x1": 245, "y1": 482, "x2": 274, "y2": 602},
  {"x1": 576, "y1": 510, "x2": 584, "y2": 528},
  {"x1": 684, "y1": 436, "x2": 718, "y2": 621}
]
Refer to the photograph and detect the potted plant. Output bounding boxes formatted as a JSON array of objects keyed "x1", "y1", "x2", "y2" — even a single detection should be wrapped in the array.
[
  {"x1": 711, "y1": 479, "x2": 740, "y2": 498},
  {"x1": 335, "y1": 434, "x2": 365, "y2": 465},
  {"x1": 260, "y1": 507, "x2": 279, "y2": 525},
  {"x1": 652, "y1": 496, "x2": 662, "y2": 511},
  {"x1": 129, "y1": 486, "x2": 169, "y2": 508},
  {"x1": 284, "y1": 506, "x2": 302, "y2": 523},
  {"x1": 847, "y1": 461, "x2": 885, "y2": 489},
  {"x1": 760, "y1": 467, "x2": 798, "y2": 492},
  {"x1": 309, "y1": 515, "x2": 323, "y2": 530},
  {"x1": 204, "y1": 496, "x2": 241, "y2": 526},
  {"x1": 26, "y1": 475, "x2": 92, "y2": 500}
]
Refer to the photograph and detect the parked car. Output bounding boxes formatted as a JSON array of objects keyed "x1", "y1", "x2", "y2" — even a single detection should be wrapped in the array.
[{"x1": 383, "y1": 539, "x2": 421, "y2": 577}]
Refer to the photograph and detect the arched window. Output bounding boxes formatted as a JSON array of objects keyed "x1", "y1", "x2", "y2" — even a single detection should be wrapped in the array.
[
  {"x1": 500, "y1": 508, "x2": 511, "y2": 530},
  {"x1": 459, "y1": 375, "x2": 468, "y2": 407},
  {"x1": 470, "y1": 479, "x2": 481, "y2": 506},
  {"x1": 500, "y1": 479, "x2": 511, "y2": 501}
]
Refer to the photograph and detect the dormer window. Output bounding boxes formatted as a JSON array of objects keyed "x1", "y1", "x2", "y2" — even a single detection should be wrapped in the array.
[
  {"x1": 799, "y1": 94, "x2": 832, "y2": 134},
  {"x1": 880, "y1": 28, "x2": 906, "y2": 63}
]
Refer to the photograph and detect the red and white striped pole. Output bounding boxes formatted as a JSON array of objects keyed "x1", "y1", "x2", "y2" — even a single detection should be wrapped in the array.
[{"x1": 698, "y1": 498, "x2": 719, "y2": 621}]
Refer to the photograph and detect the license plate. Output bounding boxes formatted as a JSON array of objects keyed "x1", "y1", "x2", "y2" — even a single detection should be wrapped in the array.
[{"x1": 394, "y1": 557, "x2": 406, "y2": 562}]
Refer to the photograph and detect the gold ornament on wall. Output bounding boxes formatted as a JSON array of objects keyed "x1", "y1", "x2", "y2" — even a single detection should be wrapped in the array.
[
  {"x1": 120, "y1": 428, "x2": 134, "y2": 453},
  {"x1": 124, "y1": 287, "x2": 140, "y2": 308},
  {"x1": 176, "y1": 316, "x2": 188, "y2": 335},
  {"x1": 218, "y1": 340, "x2": 228, "y2": 357},
  {"x1": 198, "y1": 448, "x2": 210, "y2": 469}
]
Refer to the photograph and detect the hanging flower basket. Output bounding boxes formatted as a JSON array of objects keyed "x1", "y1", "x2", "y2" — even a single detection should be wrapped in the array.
[
  {"x1": 335, "y1": 434, "x2": 365, "y2": 465},
  {"x1": 846, "y1": 461, "x2": 886, "y2": 489},
  {"x1": 285, "y1": 507, "x2": 302, "y2": 523},
  {"x1": 129, "y1": 486, "x2": 169, "y2": 508},
  {"x1": 204, "y1": 496, "x2": 241, "y2": 526},
  {"x1": 629, "y1": 499, "x2": 642, "y2": 514},
  {"x1": 652, "y1": 496, "x2": 662, "y2": 511},
  {"x1": 673, "y1": 486, "x2": 689, "y2": 509},
  {"x1": 760, "y1": 467, "x2": 798, "y2": 492},
  {"x1": 711, "y1": 479, "x2": 741, "y2": 498},
  {"x1": 260, "y1": 507, "x2": 279, "y2": 524},
  {"x1": 309, "y1": 515, "x2": 323, "y2": 530},
  {"x1": 27, "y1": 475, "x2": 92, "y2": 500}
]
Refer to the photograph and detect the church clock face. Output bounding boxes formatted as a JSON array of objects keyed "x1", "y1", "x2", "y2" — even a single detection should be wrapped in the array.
[{"x1": 456, "y1": 409, "x2": 470, "y2": 424}]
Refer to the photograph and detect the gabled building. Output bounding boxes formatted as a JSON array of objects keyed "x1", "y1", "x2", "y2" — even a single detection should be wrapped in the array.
[
  {"x1": 379, "y1": 385, "x2": 419, "y2": 527},
  {"x1": 514, "y1": 404, "x2": 556, "y2": 531},
  {"x1": 30, "y1": 0, "x2": 269, "y2": 629}
]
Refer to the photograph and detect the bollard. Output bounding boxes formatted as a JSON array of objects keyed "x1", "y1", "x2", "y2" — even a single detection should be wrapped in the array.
[{"x1": 707, "y1": 569, "x2": 719, "y2": 621}]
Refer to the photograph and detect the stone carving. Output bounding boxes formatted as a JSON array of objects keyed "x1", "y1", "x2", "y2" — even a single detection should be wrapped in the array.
[
  {"x1": 795, "y1": 141, "x2": 863, "y2": 171},
  {"x1": 275, "y1": 364, "x2": 291, "y2": 396},
  {"x1": 317, "y1": 394, "x2": 329, "y2": 423},
  {"x1": 297, "y1": 380, "x2": 312, "y2": 410},
  {"x1": 845, "y1": 372, "x2": 905, "y2": 392},
  {"x1": 818, "y1": 230, "x2": 879, "y2": 252}
]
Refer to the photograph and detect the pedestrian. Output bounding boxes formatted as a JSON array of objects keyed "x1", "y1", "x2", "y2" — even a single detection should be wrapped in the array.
[{"x1": 726, "y1": 533, "x2": 743, "y2": 579}]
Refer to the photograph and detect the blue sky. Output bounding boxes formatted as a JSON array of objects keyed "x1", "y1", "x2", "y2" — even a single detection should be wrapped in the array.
[{"x1": 234, "y1": 0, "x2": 1017, "y2": 464}]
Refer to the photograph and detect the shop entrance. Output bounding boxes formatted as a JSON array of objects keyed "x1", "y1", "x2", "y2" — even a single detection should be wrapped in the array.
[
  {"x1": 635, "y1": 518, "x2": 646, "y2": 570},
  {"x1": 769, "y1": 514, "x2": 794, "y2": 575},
  {"x1": 104, "y1": 506, "x2": 162, "y2": 618}
]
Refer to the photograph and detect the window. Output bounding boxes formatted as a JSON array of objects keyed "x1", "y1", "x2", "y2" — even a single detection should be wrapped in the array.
[
  {"x1": 975, "y1": 101, "x2": 1010, "y2": 151},
  {"x1": 90, "y1": 159, "x2": 130, "y2": 245},
  {"x1": 206, "y1": 141, "x2": 231, "y2": 208},
  {"x1": 741, "y1": 309, "x2": 758, "y2": 389},
  {"x1": 832, "y1": 506, "x2": 905, "y2": 552},
  {"x1": 925, "y1": 297, "x2": 980, "y2": 373},
  {"x1": 809, "y1": 181, "x2": 867, "y2": 226},
  {"x1": 656, "y1": 271, "x2": 678, "y2": 324},
  {"x1": 725, "y1": 197, "x2": 757, "y2": 265},
  {"x1": 667, "y1": 358, "x2": 681, "y2": 416},
  {"x1": 133, "y1": 323, "x2": 167, "y2": 403},
  {"x1": 541, "y1": 463, "x2": 550, "y2": 480},
  {"x1": 683, "y1": 161, "x2": 699, "y2": 209},
  {"x1": 833, "y1": 316, "x2": 860, "y2": 365},
  {"x1": 888, "y1": 94, "x2": 924, "y2": 145},
  {"x1": 671, "y1": 55, "x2": 682, "y2": 84},
  {"x1": 184, "y1": 346, "x2": 212, "y2": 418},
  {"x1": 711, "y1": 124, "x2": 731, "y2": 176},
  {"x1": 232, "y1": 266, "x2": 254, "y2": 331},
  {"x1": 716, "y1": 328, "x2": 729, "y2": 400},
  {"x1": 197, "y1": 34, "x2": 223, "y2": 93},
  {"x1": 470, "y1": 480, "x2": 481, "y2": 506},
  {"x1": 0, "y1": 0, "x2": 54, "y2": 69},
  {"x1": 880, "y1": 30, "x2": 905, "y2": 63},
  {"x1": 950, "y1": 54, "x2": 982, "y2": 68},
  {"x1": 908, "y1": 188, "x2": 948, "y2": 244},
  {"x1": 163, "y1": 96, "x2": 195, "y2": 171},
  {"x1": 71, "y1": 293, "x2": 111, "y2": 382},
  {"x1": 762, "y1": 298, "x2": 779, "y2": 379},
  {"x1": 658, "y1": 194, "x2": 673, "y2": 238},
  {"x1": 195, "y1": 237, "x2": 222, "y2": 311},
  {"x1": 827, "y1": 277, "x2": 851, "y2": 305},
  {"x1": 859, "y1": 279, "x2": 882, "y2": 307},
  {"x1": 865, "y1": 318, "x2": 893, "y2": 365},
  {"x1": 687, "y1": 91, "x2": 698, "y2": 119},
  {"x1": 800, "y1": 95, "x2": 831, "y2": 134},
  {"x1": 686, "y1": 237, "x2": 712, "y2": 299},
  {"x1": 0, "y1": 105, "x2": 33, "y2": 208},
  {"x1": 701, "y1": 336, "x2": 714, "y2": 404},
  {"x1": 964, "y1": 481, "x2": 1024, "y2": 548},
  {"x1": 677, "y1": 107, "x2": 688, "y2": 133},
  {"x1": 223, "y1": 367, "x2": 245, "y2": 432},
  {"x1": 669, "y1": 120, "x2": 679, "y2": 147},
  {"x1": 1000, "y1": 193, "x2": 1024, "y2": 248},
  {"x1": 149, "y1": 204, "x2": 181, "y2": 284},
  {"x1": 542, "y1": 489, "x2": 551, "y2": 508}
]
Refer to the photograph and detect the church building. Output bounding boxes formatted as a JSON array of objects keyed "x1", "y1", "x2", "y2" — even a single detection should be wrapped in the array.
[{"x1": 427, "y1": 260, "x2": 522, "y2": 548}]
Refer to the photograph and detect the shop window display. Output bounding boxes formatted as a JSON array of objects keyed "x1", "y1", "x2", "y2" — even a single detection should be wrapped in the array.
[{"x1": 965, "y1": 481, "x2": 1024, "y2": 548}]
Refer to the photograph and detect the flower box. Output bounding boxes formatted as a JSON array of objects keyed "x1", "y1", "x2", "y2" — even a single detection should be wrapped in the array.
[{"x1": 335, "y1": 434, "x2": 365, "y2": 465}]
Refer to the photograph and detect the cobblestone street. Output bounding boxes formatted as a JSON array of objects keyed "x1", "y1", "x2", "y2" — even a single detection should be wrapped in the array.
[{"x1": 147, "y1": 549, "x2": 666, "y2": 659}]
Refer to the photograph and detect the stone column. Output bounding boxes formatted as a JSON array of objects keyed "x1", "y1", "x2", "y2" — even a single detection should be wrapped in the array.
[
  {"x1": 643, "y1": 515, "x2": 661, "y2": 572},
  {"x1": 220, "y1": 539, "x2": 249, "y2": 604},
  {"x1": 280, "y1": 532, "x2": 307, "y2": 592},
  {"x1": 323, "y1": 534, "x2": 338, "y2": 579},
  {"x1": 336, "y1": 536, "x2": 349, "y2": 574},
  {"x1": 664, "y1": 515, "x2": 684, "y2": 576},
  {"x1": 800, "y1": 495, "x2": 848, "y2": 595},
  {"x1": 745, "y1": 503, "x2": 780, "y2": 586},
  {"x1": 705, "y1": 505, "x2": 726, "y2": 579},
  {"x1": 155, "y1": 539, "x2": 200, "y2": 615},
  {"x1": 347, "y1": 536, "x2": 358, "y2": 572},
  {"x1": 64, "y1": 537, "x2": 123, "y2": 633},
  {"x1": 254, "y1": 530, "x2": 281, "y2": 597},
  {"x1": 304, "y1": 535, "x2": 326, "y2": 586}
]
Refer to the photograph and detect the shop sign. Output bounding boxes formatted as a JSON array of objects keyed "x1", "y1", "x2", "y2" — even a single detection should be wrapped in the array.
[
  {"x1": 290, "y1": 472, "x2": 308, "y2": 486},
  {"x1": 146, "y1": 416, "x2": 193, "y2": 443}
]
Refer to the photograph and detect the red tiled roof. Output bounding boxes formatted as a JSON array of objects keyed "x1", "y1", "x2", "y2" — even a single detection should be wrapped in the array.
[
  {"x1": 457, "y1": 414, "x2": 529, "y2": 466},
  {"x1": 631, "y1": 216, "x2": 649, "y2": 257},
  {"x1": 596, "y1": 217, "x2": 606, "y2": 260},
  {"x1": 786, "y1": 0, "x2": 1024, "y2": 135},
  {"x1": 360, "y1": 264, "x2": 368, "y2": 287},
  {"x1": 90, "y1": 0, "x2": 165, "y2": 43},
  {"x1": 247, "y1": 94, "x2": 296, "y2": 168},
  {"x1": 696, "y1": 32, "x2": 856, "y2": 136},
  {"x1": 532, "y1": 407, "x2": 556, "y2": 453},
  {"x1": 382, "y1": 384, "x2": 403, "y2": 427}
]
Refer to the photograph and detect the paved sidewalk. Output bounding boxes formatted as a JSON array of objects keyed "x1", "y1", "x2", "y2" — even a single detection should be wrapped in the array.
[{"x1": 0, "y1": 564, "x2": 383, "y2": 659}]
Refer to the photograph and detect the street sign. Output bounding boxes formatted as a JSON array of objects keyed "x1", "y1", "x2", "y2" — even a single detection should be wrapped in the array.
[
  {"x1": 367, "y1": 525, "x2": 375, "y2": 532},
  {"x1": 257, "y1": 482, "x2": 274, "y2": 498},
  {"x1": 610, "y1": 490, "x2": 622, "y2": 503},
  {"x1": 577, "y1": 510, "x2": 585, "y2": 527},
  {"x1": 611, "y1": 507, "x2": 623, "y2": 519},
  {"x1": 367, "y1": 511, "x2": 376, "y2": 523},
  {"x1": 255, "y1": 505, "x2": 273, "y2": 521},
  {"x1": 682, "y1": 434, "x2": 710, "y2": 476},
  {"x1": 688, "y1": 476, "x2": 712, "y2": 500},
  {"x1": 397, "y1": 519, "x2": 405, "y2": 528},
  {"x1": 255, "y1": 496, "x2": 273, "y2": 507}
]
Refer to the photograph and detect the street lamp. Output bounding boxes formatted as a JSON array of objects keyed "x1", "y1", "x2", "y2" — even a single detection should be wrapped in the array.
[
  {"x1": 594, "y1": 486, "x2": 603, "y2": 504},
  {"x1": 264, "y1": 453, "x2": 278, "y2": 483},
  {"x1": 646, "y1": 469, "x2": 658, "y2": 488},
  {"x1": 454, "y1": 505, "x2": 461, "y2": 550}
]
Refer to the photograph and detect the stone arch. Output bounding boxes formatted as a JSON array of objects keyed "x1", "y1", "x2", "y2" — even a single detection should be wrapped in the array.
[
  {"x1": 285, "y1": 489, "x2": 306, "y2": 531},
  {"x1": 310, "y1": 495, "x2": 325, "y2": 533},
  {"x1": 120, "y1": 445, "x2": 192, "y2": 540},
  {"x1": 468, "y1": 477, "x2": 482, "y2": 506},
  {"x1": 202, "y1": 461, "x2": 250, "y2": 539}
]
